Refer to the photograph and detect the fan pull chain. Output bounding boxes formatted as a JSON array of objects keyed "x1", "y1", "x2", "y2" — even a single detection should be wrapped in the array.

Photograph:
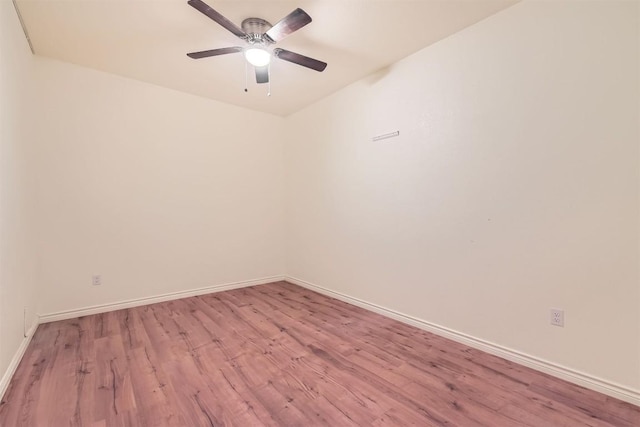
[
  {"x1": 244, "y1": 60, "x2": 248, "y2": 92},
  {"x1": 267, "y1": 64, "x2": 271, "y2": 97}
]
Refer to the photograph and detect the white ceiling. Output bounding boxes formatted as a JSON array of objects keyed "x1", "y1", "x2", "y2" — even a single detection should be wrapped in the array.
[{"x1": 16, "y1": 0, "x2": 518, "y2": 116}]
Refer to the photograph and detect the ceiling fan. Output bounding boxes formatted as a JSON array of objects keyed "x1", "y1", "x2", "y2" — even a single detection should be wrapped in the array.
[{"x1": 186, "y1": 0, "x2": 327, "y2": 86}]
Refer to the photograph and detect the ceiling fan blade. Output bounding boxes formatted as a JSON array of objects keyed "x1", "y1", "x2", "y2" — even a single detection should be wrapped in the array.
[
  {"x1": 273, "y1": 48, "x2": 327, "y2": 72},
  {"x1": 187, "y1": 46, "x2": 243, "y2": 59},
  {"x1": 255, "y1": 66, "x2": 269, "y2": 84},
  {"x1": 188, "y1": 0, "x2": 246, "y2": 39},
  {"x1": 265, "y1": 8, "x2": 312, "y2": 42}
]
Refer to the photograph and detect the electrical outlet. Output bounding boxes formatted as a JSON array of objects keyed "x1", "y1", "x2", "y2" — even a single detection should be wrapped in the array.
[
  {"x1": 92, "y1": 275, "x2": 102, "y2": 286},
  {"x1": 550, "y1": 308, "x2": 564, "y2": 327}
]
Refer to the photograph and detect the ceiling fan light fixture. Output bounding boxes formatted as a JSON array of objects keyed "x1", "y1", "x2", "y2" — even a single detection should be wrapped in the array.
[{"x1": 244, "y1": 47, "x2": 271, "y2": 67}]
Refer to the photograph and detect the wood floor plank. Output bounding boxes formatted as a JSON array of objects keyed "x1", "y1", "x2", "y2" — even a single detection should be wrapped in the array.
[{"x1": 1, "y1": 281, "x2": 638, "y2": 426}]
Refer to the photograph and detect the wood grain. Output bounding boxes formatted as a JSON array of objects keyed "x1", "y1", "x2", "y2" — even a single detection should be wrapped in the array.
[{"x1": 1, "y1": 281, "x2": 638, "y2": 426}]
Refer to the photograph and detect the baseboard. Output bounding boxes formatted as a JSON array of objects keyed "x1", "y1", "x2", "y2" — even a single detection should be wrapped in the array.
[
  {"x1": 39, "y1": 275, "x2": 285, "y2": 323},
  {"x1": 0, "y1": 318, "x2": 39, "y2": 401},
  {"x1": 286, "y1": 276, "x2": 640, "y2": 407}
]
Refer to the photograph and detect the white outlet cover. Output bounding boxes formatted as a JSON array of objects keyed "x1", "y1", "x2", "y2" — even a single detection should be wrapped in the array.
[{"x1": 550, "y1": 308, "x2": 564, "y2": 327}]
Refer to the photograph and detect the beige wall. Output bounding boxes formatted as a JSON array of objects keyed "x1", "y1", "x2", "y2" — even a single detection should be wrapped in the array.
[
  {"x1": 0, "y1": 0, "x2": 39, "y2": 388},
  {"x1": 285, "y1": 0, "x2": 639, "y2": 392},
  {"x1": 32, "y1": 59, "x2": 286, "y2": 315}
]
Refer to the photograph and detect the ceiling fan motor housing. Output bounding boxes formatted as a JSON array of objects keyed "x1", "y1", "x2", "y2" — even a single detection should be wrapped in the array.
[{"x1": 241, "y1": 18, "x2": 274, "y2": 45}]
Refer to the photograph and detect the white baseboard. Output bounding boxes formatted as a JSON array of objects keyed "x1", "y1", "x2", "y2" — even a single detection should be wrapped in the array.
[
  {"x1": 286, "y1": 276, "x2": 640, "y2": 407},
  {"x1": 39, "y1": 275, "x2": 285, "y2": 323},
  {"x1": 0, "y1": 318, "x2": 39, "y2": 401}
]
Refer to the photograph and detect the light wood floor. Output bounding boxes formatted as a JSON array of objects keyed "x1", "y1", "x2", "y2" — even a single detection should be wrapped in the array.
[{"x1": 1, "y1": 281, "x2": 638, "y2": 426}]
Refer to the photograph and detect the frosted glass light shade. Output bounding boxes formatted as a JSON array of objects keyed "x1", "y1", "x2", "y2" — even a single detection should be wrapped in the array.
[{"x1": 244, "y1": 48, "x2": 271, "y2": 67}]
